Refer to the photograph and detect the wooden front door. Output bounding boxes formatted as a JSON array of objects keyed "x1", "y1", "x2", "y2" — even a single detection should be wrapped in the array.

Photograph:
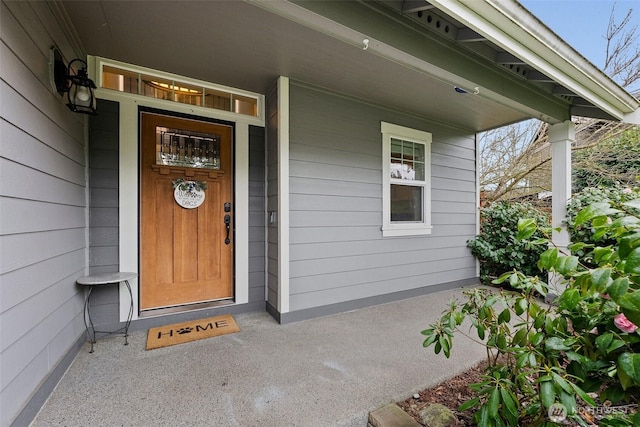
[{"x1": 140, "y1": 112, "x2": 233, "y2": 310}]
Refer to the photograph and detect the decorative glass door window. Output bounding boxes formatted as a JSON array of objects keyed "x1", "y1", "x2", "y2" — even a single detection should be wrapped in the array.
[
  {"x1": 381, "y1": 122, "x2": 432, "y2": 237},
  {"x1": 155, "y1": 126, "x2": 220, "y2": 169}
]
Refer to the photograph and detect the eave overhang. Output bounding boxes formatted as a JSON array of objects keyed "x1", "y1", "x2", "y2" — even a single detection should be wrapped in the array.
[
  {"x1": 257, "y1": 0, "x2": 572, "y2": 124},
  {"x1": 429, "y1": 0, "x2": 640, "y2": 124}
]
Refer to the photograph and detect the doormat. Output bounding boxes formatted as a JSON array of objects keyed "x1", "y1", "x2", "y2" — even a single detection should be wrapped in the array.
[{"x1": 146, "y1": 314, "x2": 239, "y2": 350}]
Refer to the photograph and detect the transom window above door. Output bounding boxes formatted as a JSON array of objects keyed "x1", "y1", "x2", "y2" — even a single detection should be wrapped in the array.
[
  {"x1": 89, "y1": 56, "x2": 264, "y2": 119},
  {"x1": 381, "y1": 122, "x2": 432, "y2": 237}
]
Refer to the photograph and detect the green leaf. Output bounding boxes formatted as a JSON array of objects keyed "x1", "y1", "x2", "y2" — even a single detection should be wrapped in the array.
[
  {"x1": 623, "y1": 247, "x2": 640, "y2": 274},
  {"x1": 539, "y1": 248, "x2": 559, "y2": 270},
  {"x1": 531, "y1": 331, "x2": 544, "y2": 346},
  {"x1": 422, "y1": 334, "x2": 437, "y2": 348},
  {"x1": 596, "y1": 333, "x2": 614, "y2": 353},
  {"x1": 592, "y1": 216, "x2": 610, "y2": 227},
  {"x1": 574, "y1": 202, "x2": 619, "y2": 226},
  {"x1": 568, "y1": 242, "x2": 589, "y2": 253},
  {"x1": 617, "y1": 353, "x2": 640, "y2": 389},
  {"x1": 477, "y1": 324, "x2": 486, "y2": 340},
  {"x1": 559, "y1": 390, "x2": 577, "y2": 415},
  {"x1": 514, "y1": 298, "x2": 528, "y2": 316},
  {"x1": 559, "y1": 288, "x2": 580, "y2": 310},
  {"x1": 622, "y1": 198, "x2": 640, "y2": 210},
  {"x1": 458, "y1": 397, "x2": 481, "y2": 412},
  {"x1": 498, "y1": 308, "x2": 511, "y2": 324},
  {"x1": 534, "y1": 313, "x2": 545, "y2": 329},
  {"x1": 610, "y1": 215, "x2": 640, "y2": 229},
  {"x1": 488, "y1": 387, "x2": 500, "y2": 418},
  {"x1": 594, "y1": 247, "x2": 615, "y2": 264},
  {"x1": 618, "y1": 232, "x2": 640, "y2": 258},
  {"x1": 500, "y1": 387, "x2": 518, "y2": 424},
  {"x1": 600, "y1": 385, "x2": 626, "y2": 404},
  {"x1": 590, "y1": 268, "x2": 612, "y2": 291},
  {"x1": 496, "y1": 334, "x2": 507, "y2": 350},
  {"x1": 517, "y1": 218, "x2": 537, "y2": 240},
  {"x1": 566, "y1": 351, "x2": 588, "y2": 364},
  {"x1": 618, "y1": 290, "x2": 640, "y2": 325},
  {"x1": 593, "y1": 227, "x2": 609, "y2": 241},
  {"x1": 492, "y1": 271, "x2": 512, "y2": 285},
  {"x1": 477, "y1": 404, "x2": 491, "y2": 427},
  {"x1": 441, "y1": 336, "x2": 451, "y2": 358},
  {"x1": 546, "y1": 337, "x2": 571, "y2": 352},
  {"x1": 552, "y1": 372, "x2": 573, "y2": 394},
  {"x1": 528, "y1": 352, "x2": 537, "y2": 368},
  {"x1": 540, "y1": 380, "x2": 556, "y2": 409},
  {"x1": 513, "y1": 328, "x2": 527, "y2": 346},
  {"x1": 606, "y1": 277, "x2": 629, "y2": 300},
  {"x1": 554, "y1": 255, "x2": 579, "y2": 275},
  {"x1": 607, "y1": 339, "x2": 625, "y2": 354},
  {"x1": 570, "y1": 382, "x2": 596, "y2": 407}
]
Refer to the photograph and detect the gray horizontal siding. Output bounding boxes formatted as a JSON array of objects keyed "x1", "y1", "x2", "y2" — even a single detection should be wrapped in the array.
[
  {"x1": 266, "y1": 84, "x2": 279, "y2": 309},
  {"x1": 248, "y1": 125, "x2": 266, "y2": 300},
  {"x1": 0, "y1": 1, "x2": 88, "y2": 425},
  {"x1": 289, "y1": 258, "x2": 476, "y2": 295},
  {"x1": 86, "y1": 100, "x2": 120, "y2": 328},
  {"x1": 287, "y1": 82, "x2": 477, "y2": 312},
  {"x1": 290, "y1": 224, "x2": 477, "y2": 244}
]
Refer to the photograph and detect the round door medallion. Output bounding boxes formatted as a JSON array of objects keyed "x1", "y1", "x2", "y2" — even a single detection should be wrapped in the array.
[{"x1": 173, "y1": 181, "x2": 206, "y2": 209}]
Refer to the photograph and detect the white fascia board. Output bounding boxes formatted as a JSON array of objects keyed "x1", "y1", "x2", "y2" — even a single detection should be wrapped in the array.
[
  {"x1": 429, "y1": 0, "x2": 640, "y2": 122},
  {"x1": 623, "y1": 109, "x2": 640, "y2": 126}
]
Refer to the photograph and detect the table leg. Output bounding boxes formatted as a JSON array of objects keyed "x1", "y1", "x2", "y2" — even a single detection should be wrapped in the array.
[
  {"x1": 83, "y1": 287, "x2": 96, "y2": 353},
  {"x1": 123, "y1": 280, "x2": 134, "y2": 346}
]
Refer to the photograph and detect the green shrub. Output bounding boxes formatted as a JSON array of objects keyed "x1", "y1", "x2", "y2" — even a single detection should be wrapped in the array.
[
  {"x1": 566, "y1": 186, "x2": 640, "y2": 266},
  {"x1": 423, "y1": 197, "x2": 640, "y2": 426},
  {"x1": 467, "y1": 201, "x2": 550, "y2": 285}
]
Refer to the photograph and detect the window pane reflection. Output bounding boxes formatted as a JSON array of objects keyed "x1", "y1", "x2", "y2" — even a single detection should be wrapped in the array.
[
  {"x1": 390, "y1": 138, "x2": 425, "y2": 181},
  {"x1": 391, "y1": 185, "x2": 423, "y2": 222}
]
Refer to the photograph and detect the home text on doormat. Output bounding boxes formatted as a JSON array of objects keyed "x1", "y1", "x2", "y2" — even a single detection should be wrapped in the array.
[{"x1": 146, "y1": 314, "x2": 239, "y2": 350}]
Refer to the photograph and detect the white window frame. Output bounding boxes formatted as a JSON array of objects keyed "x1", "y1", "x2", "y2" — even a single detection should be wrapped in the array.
[{"x1": 381, "y1": 122, "x2": 432, "y2": 237}]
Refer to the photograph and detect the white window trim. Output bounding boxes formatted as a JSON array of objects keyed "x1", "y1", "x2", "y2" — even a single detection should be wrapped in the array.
[{"x1": 381, "y1": 122, "x2": 432, "y2": 237}]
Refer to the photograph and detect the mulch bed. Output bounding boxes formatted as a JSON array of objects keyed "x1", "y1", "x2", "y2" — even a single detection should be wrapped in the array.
[
  {"x1": 397, "y1": 358, "x2": 639, "y2": 426},
  {"x1": 398, "y1": 359, "x2": 489, "y2": 426}
]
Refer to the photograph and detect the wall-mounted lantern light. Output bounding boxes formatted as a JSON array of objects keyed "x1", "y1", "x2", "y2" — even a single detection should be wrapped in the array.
[{"x1": 51, "y1": 47, "x2": 97, "y2": 115}]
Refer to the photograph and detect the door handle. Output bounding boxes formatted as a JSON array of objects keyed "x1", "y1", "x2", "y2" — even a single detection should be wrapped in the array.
[{"x1": 224, "y1": 214, "x2": 231, "y2": 245}]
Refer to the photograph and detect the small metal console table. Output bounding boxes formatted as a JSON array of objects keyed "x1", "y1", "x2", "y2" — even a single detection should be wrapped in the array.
[{"x1": 76, "y1": 272, "x2": 136, "y2": 353}]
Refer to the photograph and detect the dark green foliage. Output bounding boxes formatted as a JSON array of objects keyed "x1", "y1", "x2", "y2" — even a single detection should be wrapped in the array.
[
  {"x1": 573, "y1": 127, "x2": 640, "y2": 193},
  {"x1": 467, "y1": 201, "x2": 550, "y2": 284},
  {"x1": 566, "y1": 186, "x2": 640, "y2": 266},
  {"x1": 423, "y1": 195, "x2": 640, "y2": 426}
]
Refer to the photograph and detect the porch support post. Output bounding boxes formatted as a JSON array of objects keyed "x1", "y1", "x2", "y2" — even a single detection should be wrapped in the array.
[{"x1": 548, "y1": 120, "x2": 575, "y2": 297}]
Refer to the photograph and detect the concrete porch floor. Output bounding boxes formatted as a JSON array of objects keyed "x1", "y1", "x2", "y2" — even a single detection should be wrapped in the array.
[{"x1": 30, "y1": 288, "x2": 486, "y2": 427}]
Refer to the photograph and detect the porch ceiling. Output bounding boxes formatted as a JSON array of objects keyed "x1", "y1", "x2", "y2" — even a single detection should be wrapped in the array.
[{"x1": 57, "y1": 0, "x2": 617, "y2": 131}]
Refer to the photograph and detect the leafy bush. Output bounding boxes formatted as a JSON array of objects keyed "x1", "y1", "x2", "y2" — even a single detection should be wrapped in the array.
[
  {"x1": 566, "y1": 186, "x2": 640, "y2": 266},
  {"x1": 467, "y1": 201, "x2": 550, "y2": 284},
  {"x1": 423, "y1": 197, "x2": 640, "y2": 426},
  {"x1": 573, "y1": 127, "x2": 640, "y2": 193}
]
